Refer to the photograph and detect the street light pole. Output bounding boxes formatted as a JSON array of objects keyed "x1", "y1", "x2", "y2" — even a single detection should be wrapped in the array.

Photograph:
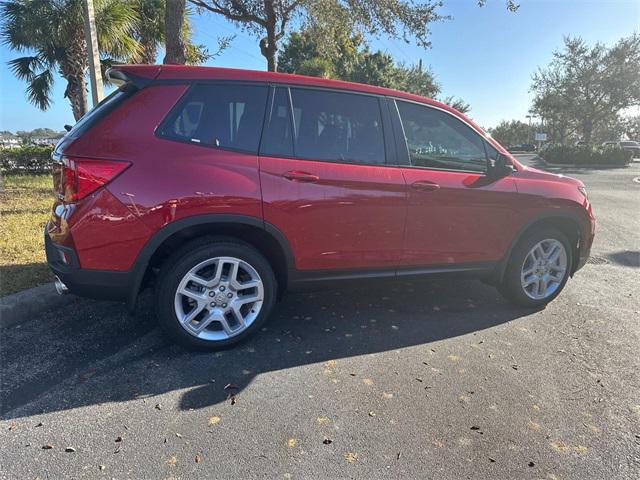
[
  {"x1": 526, "y1": 114, "x2": 533, "y2": 144},
  {"x1": 83, "y1": 0, "x2": 104, "y2": 107}
]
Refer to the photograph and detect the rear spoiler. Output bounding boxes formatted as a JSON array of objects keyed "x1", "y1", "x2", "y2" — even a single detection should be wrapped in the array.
[{"x1": 106, "y1": 65, "x2": 162, "y2": 90}]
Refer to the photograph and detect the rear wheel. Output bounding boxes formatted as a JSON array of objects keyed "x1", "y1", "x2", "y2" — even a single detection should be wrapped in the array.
[
  {"x1": 156, "y1": 238, "x2": 276, "y2": 349},
  {"x1": 499, "y1": 228, "x2": 572, "y2": 308}
]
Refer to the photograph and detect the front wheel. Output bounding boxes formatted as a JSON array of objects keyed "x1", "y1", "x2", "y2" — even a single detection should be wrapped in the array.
[
  {"x1": 499, "y1": 228, "x2": 572, "y2": 308},
  {"x1": 156, "y1": 238, "x2": 277, "y2": 349}
]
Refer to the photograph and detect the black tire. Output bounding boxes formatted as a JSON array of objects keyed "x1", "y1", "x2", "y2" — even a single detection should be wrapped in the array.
[
  {"x1": 156, "y1": 236, "x2": 277, "y2": 350},
  {"x1": 499, "y1": 228, "x2": 573, "y2": 308}
]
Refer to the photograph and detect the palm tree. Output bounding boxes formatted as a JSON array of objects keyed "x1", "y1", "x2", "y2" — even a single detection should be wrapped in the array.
[
  {"x1": 132, "y1": 0, "x2": 227, "y2": 66},
  {"x1": 1, "y1": 0, "x2": 140, "y2": 120}
]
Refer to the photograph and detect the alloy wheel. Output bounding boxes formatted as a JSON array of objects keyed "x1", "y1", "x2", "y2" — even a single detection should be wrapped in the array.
[
  {"x1": 174, "y1": 256, "x2": 264, "y2": 341},
  {"x1": 520, "y1": 239, "x2": 568, "y2": 300}
]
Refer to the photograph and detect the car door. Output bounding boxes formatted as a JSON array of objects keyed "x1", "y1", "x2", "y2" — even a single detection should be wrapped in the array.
[
  {"x1": 391, "y1": 99, "x2": 519, "y2": 267},
  {"x1": 259, "y1": 86, "x2": 406, "y2": 272}
]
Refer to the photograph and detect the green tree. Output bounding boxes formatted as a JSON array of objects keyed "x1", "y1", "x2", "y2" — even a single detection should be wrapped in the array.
[
  {"x1": 189, "y1": 0, "x2": 445, "y2": 72},
  {"x1": 2, "y1": 0, "x2": 140, "y2": 120},
  {"x1": 279, "y1": 29, "x2": 440, "y2": 99},
  {"x1": 623, "y1": 116, "x2": 640, "y2": 141},
  {"x1": 531, "y1": 34, "x2": 640, "y2": 144},
  {"x1": 489, "y1": 120, "x2": 531, "y2": 147}
]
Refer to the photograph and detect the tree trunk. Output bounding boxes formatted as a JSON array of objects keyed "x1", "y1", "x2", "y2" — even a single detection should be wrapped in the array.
[
  {"x1": 139, "y1": 39, "x2": 158, "y2": 64},
  {"x1": 164, "y1": 0, "x2": 186, "y2": 64},
  {"x1": 582, "y1": 118, "x2": 593, "y2": 144},
  {"x1": 260, "y1": 37, "x2": 277, "y2": 72},
  {"x1": 260, "y1": 1, "x2": 278, "y2": 71},
  {"x1": 65, "y1": 72, "x2": 89, "y2": 121},
  {"x1": 60, "y1": 34, "x2": 89, "y2": 120}
]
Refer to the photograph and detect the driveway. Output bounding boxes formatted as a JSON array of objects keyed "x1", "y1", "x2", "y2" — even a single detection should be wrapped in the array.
[{"x1": 1, "y1": 155, "x2": 639, "y2": 479}]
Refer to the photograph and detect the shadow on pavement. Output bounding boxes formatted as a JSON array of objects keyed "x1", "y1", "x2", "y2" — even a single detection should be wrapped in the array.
[
  {"x1": 1, "y1": 277, "x2": 536, "y2": 419},
  {"x1": 605, "y1": 250, "x2": 640, "y2": 268}
]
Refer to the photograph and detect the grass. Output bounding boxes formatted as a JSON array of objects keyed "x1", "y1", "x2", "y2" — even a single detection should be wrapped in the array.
[{"x1": 0, "y1": 173, "x2": 54, "y2": 296}]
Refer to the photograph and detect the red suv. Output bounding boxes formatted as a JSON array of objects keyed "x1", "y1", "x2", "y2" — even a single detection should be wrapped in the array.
[{"x1": 46, "y1": 65, "x2": 595, "y2": 349}]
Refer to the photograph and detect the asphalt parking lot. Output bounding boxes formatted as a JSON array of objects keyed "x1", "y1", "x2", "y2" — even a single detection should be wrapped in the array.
[{"x1": 1, "y1": 155, "x2": 639, "y2": 479}]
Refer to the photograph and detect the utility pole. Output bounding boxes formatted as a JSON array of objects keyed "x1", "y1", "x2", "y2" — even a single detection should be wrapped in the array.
[{"x1": 83, "y1": 0, "x2": 104, "y2": 107}]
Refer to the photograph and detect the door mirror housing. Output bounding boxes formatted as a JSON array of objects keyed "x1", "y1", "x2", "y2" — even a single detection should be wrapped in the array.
[{"x1": 488, "y1": 153, "x2": 516, "y2": 178}]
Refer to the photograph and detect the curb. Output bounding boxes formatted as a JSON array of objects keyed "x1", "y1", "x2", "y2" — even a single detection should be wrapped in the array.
[
  {"x1": 0, "y1": 283, "x2": 77, "y2": 329},
  {"x1": 537, "y1": 157, "x2": 631, "y2": 169}
]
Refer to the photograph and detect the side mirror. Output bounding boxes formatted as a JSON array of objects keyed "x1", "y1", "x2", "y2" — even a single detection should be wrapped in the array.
[{"x1": 489, "y1": 153, "x2": 515, "y2": 177}]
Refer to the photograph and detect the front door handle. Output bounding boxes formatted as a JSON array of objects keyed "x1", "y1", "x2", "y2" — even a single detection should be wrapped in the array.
[
  {"x1": 411, "y1": 180, "x2": 440, "y2": 192},
  {"x1": 283, "y1": 170, "x2": 319, "y2": 183}
]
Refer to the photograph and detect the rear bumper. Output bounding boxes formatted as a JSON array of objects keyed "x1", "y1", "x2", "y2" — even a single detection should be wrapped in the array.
[{"x1": 45, "y1": 229, "x2": 131, "y2": 301}]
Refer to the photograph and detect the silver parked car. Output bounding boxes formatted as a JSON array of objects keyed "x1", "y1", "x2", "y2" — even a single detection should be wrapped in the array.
[{"x1": 602, "y1": 140, "x2": 640, "y2": 157}]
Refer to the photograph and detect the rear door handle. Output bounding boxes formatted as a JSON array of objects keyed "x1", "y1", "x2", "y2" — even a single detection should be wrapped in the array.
[
  {"x1": 283, "y1": 170, "x2": 319, "y2": 183},
  {"x1": 411, "y1": 180, "x2": 440, "y2": 192}
]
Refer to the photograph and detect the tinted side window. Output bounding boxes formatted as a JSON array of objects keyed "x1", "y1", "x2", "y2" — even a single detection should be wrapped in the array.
[
  {"x1": 260, "y1": 87, "x2": 294, "y2": 157},
  {"x1": 289, "y1": 88, "x2": 385, "y2": 164},
  {"x1": 397, "y1": 101, "x2": 487, "y2": 173},
  {"x1": 160, "y1": 84, "x2": 268, "y2": 153}
]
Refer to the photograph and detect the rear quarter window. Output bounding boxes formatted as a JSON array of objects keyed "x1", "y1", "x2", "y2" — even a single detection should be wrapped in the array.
[{"x1": 158, "y1": 84, "x2": 269, "y2": 154}]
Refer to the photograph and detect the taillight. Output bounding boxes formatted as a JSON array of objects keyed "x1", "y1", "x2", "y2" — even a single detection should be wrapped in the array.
[{"x1": 54, "y1": 157, "x2": 130, "y2": 202}]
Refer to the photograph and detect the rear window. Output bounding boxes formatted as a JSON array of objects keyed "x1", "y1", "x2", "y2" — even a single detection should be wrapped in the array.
[
  {"x1": 66, "y1": 88, "x2": 132, "y2": 140},
  {"x1": 158, "y1": 84, "x2": 269, "y2": 153}
]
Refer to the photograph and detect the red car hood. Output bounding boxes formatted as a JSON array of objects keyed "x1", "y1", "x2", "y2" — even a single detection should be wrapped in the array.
[{"x1": 517, "y1": 165, "x2": 585, "y2": 187}]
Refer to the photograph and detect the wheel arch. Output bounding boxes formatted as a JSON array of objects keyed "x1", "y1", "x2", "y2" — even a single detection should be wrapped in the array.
[
  {"x1": 127, "y1": 214, "x2": 294, "y2": 309},
  {"x1": 496, "y1": 212, "x2": 583, "y2": 283}
]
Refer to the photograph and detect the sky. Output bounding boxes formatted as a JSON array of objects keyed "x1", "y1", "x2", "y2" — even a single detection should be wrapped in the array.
[{"x1": 1, "y1": 0, "x2": 638, "y2": 133}]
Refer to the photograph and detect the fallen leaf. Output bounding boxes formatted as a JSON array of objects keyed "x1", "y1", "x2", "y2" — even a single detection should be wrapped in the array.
[
  {"x1": 323, "y1": 438, "x2": 333, "y2": 445},
  {"x1": 362, "y1": 378, "x2": 374, "y2": 386},
  {"x1": 528, "y1": 421, "x2": 541, "y2": 431},
  {"x1": 42, "y1": 444, "x2": 54, "y2": 450},
  {"x1": 433, "y1": 440, "x2": 444, "y2": 448},
  {"x1": 574, "y1": 445, "x2": 588, "y2": 453},
  {"x1": 532, "y1": 404, "x2": 540, "y2": 411},
  {"x1": 316, "y1": 417, "x2": 330, "y2": 425},
  {"x1": 368, "y1": 411, "x2": 376, "y2": 417},
  {"x1": 470, "y1": 426, "x2": 481, "y2": 430},
  {"x1": 175, "y1": 433, "x2": 183, "y2": 438},
  {"x1": 528, "y1": 461, "x2": 535, "y2": 467},
  {"x1": 382, "y1": 392, "x2": 394, "y2": 399},
  {"x1": 155, "y1": 403, "x2": 162, "y2": 410},
  {"x1": 551, "y1": 442, "x2": 570, "y2": 453},
  {"x1": 65, "y1": 447, "x2": 76, "y2": 453},
  {"x1": 98, "y1": 465, "x2": 106, "y2": 471},
  {"x1": 115, "y1": 436, "x2": 124, "y2": 443},
  {"x1": 344, "y1": 452, "x2": 357, "y2": 463},
  {"x1": 8, "y1": 422, "x2": 17, "y2": 431},
  {"x1": 195, "y1": 454, "x2": 201, "y2": 463},
  {"x1": 208, "y1": 416, "x2": 221, "y2": 426},
  {"x1": 488, "y1": 457, "x2": 496, "y2": 463},
  {"x1": 167, "y1": 456, "x2": 178, "y2": 466},
  {"x1": 447, "y1": 355, "x2": 460, "y2": 362},
  {"x1": 287, "y1": 438, "x2": 297, "y2": 448}
]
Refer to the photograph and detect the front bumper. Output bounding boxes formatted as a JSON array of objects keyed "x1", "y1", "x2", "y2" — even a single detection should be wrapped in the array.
[{"x1": 45, "y1": 229, "x2": 132, "y2": 301}]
